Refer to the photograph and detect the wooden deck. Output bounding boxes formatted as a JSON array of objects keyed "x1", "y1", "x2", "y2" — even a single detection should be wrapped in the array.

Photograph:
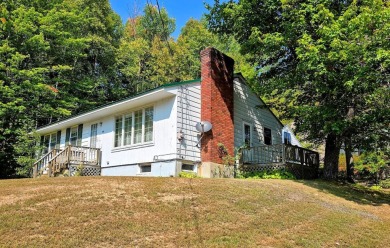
[
  {"x1": 33, "y1": 146, "x2": 101, "y2": 177},
  {"x1": 240, "y1": 144, "x2": 320, "y2": 179}
]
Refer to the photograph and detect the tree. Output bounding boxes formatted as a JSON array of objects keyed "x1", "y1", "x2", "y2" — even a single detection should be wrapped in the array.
[
  {"x1": 136, "y1": 4, "x2": 175, "y2": 43},
  {"x1": 116, "y1": 4, "x2": 178, "y2": 93},
  {"x1": 177, "y1": 18, "x2": 256, "y2": 83},
  {"x1": 0, "y1": 0, "x2": 123, "y2": 177},
  {"x1": 206, "y1": 0, "x2": 389, "y2": 180}
]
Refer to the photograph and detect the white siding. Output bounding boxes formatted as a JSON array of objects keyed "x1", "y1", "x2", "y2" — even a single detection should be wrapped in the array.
[
  {"x1": 176, "y1": 83, "x2": 201, "y2": 162},
  {"x1": 233, "y1": 78, "x2": 283, "y2": 149},
  {"x1": 39, "y1": 95, "x2": 179, "y2": 176},
  {"x1": 101, "y1": 97, "x2": 178, "y2": 170},
  {"x1": 103, "y1": 161, "x2": 178, "y2": 177}
]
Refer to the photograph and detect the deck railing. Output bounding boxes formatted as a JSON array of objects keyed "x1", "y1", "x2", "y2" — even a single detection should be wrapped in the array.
[
  {"x1": 242, "y1": 144, "x2": 285, "y2": 164},
  {"x1": 241, "y1": 144, "x2": 320, "y2": 179},
  {"x1": 68, "y1": 146, "x2": 101, "y2": 166},
  {"x1": 33, "y1": 145, "x2": 101, "y2": 177},
  {"x1": 284, "y1": 145, "x2": 320, "y2": 168},
  {"x1": 33, "y1": 149, "x2": 61, "y2": 177}
]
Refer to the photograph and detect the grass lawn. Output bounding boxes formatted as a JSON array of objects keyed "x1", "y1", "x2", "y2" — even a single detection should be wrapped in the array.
[{"x1": 0, "y1": 177, "x2": 389, "y2": 247}]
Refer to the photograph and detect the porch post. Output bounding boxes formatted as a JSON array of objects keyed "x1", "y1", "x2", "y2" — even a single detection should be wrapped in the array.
[
  {"x1": 33, "y1": 163, "x2": 37, "y2": 178},
  {"x1": 68, "y1": 145, "x2": 71, "y2": 177},
  {"x1": 300, "y1": 148, "x2": 304, "y2": 179},
  {"x1": 48, "y1": 161, "x2": 52, "y2": 177}
]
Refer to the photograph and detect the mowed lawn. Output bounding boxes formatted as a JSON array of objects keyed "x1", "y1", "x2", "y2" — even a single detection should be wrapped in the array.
[{"x1": 0, "y1": 177, "x2": 389, "y2": 247}]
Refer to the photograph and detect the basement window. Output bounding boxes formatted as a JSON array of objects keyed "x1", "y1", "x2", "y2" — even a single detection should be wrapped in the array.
[
  {"x1": 182, "y1": 164, "x2": 194, "y2": 171},
  {"x1": 140, "y1": 164, "x2": 152, "y2": 173}
]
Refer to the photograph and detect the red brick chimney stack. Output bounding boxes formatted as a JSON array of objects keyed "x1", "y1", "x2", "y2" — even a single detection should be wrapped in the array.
[{"x1": 200, "y1": 47, "x2": 235, "y2": 165}]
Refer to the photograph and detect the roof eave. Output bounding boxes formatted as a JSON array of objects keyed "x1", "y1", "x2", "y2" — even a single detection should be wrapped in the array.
[{"x1": 36, "y1": 88, "x2": 174, "y2": 134}]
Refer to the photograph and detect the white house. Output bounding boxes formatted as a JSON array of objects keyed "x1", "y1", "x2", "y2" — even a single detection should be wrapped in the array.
[{"x1": 34, "y1": 48, "x2": 299, "y2": 178}]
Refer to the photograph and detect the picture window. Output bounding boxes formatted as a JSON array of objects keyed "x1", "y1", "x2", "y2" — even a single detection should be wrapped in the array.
[{"x1": 114, "y1": 106, "x2": 154, "y2": 147}]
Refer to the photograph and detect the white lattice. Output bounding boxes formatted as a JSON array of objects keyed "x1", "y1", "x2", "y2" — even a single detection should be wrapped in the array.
[
  {"x1": 240, "y1": 164, "x2": 286, "y2": 173},
  {"x1": 69, "y1": 165, "x2": 101, "y2": 176}
]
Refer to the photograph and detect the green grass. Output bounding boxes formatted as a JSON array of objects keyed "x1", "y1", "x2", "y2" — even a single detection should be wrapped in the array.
[{"x1": 0, "y1": 177, "x2": 389, "y2": 247}]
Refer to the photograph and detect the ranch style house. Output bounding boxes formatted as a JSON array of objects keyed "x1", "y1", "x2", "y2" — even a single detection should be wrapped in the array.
[{"x1": 34, "y1": 47, "x2": 319, "y2": 178}]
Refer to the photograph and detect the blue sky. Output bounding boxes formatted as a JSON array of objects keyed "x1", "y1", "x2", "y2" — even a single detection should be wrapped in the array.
[{"x1": 109, "y1": 0, "x2": 215, "y2": 39}]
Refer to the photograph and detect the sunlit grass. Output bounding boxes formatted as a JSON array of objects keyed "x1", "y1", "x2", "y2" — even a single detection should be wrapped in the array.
[{"x1": 0, "y1": 177, "x2": 389, "y2": 247}]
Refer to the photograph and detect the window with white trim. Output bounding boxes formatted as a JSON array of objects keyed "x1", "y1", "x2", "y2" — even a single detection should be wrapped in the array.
[
  {"x1": 41, "y1": 132, "x2": 60, "y2": 155},
  {"x1": 124, "y1": 114, "x2": 132, "y2": 145},
  {"x1": 70, "y1": 126, "x2": 78, "y2": 146},
  {"x1": 133, "y1": 110, "x2": 143, "y2": 144},
  {"x1": 114, "y1": 106, "x2": 154, "y2": 147},
  {"x1": 49, "y1": 133, "x2": 58, "y2": 150},
  {"x1": 90, "y1": 124, "x2": 98, "y2": 148}
]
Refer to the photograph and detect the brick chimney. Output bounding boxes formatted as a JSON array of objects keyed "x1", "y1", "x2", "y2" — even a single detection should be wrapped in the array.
[{"x1": 200, "y1": 47, "x2": 235, "y2": 168}]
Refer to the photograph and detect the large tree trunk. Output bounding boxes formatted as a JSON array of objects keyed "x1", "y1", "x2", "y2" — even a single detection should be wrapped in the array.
[
  {"x1": 344, "y1": 137, "x2": 355, "y2": 183},
  {"x1": 344, "y1": 106, "x2": 355, "y2": 183},
  {"x1": 323, "y1": 133, "x2": 341, "y2": 180}
]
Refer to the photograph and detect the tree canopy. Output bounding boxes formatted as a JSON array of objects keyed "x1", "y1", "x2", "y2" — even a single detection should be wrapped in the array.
[
  {"x1": 206, "y1": 0, "x2": 390, "y2": 179},
  {"x1": 0, "y1": 0, "x2": 123, "y2": 177},
  {"x1": 0, "y1": 1, "x2": 255, "y2": 177}
]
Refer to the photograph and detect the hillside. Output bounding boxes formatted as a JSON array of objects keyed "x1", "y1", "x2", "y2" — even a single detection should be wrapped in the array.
[{"x1": 1, "y1": 177, "x2": 389, "y2": 247}]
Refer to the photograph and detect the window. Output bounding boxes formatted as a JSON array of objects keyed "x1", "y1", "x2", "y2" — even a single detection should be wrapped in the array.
[
  {"x1": 133, "y1": 110, "x2": 143, "y2": 144},
  {"x1": 90, "y1": 124, "x2": 98, "y2": 148},
  {"x1": 243, "y1": 123, "x2": 252, "y2": 147},
  {"x1": 114, "y1": 106, "x2": 154, "y2": 147},
  {"x1": 140, "y1": 164, "x2": 151, "y2": 173},
  {"x1": 115, "y1": 118, "x2": 123, "y2": 147},
  {"x1": 264, "y1": 127, "x2": 272, "y2": 145},
  {"x1": 41, "y1": 131, "x2": 60, "y2": 154},
  {"x1": 66, "y1": 124, "x2": 82, "y2": 146},
  {"x1": 49, "y1": 133, "x2": 57, "y2": 150},
  {"x1": 70, "y1": 126, "x2": 78, "y2": 146},
  {"x1": 182, "y1": 164, "x2": 194, "y2": 171},
  {"x1": 144, "y1": 107, "x2": 153, "y2": 142},
  {"x1": 124, "y1": 115, "x2": 132, "y2": 145},
  {"x1": 283, "y1": 131, "x2": 291, "y2": 145},
  {"x1": 43, "y1": 134, "x2": 50, "y2": 154}
]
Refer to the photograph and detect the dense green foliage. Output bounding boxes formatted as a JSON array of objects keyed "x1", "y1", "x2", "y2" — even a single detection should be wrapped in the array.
[
  {"x1": 207, "y1": 0, "x2": 390, "y2": 179},
  {"x1": 239, "y1": 170, "x2": 296, "y2": 179},
  {"x1": 0, "y1": 0, "x2": 123, "y2": 177},
  {"x1": 355, "y1": 151, "x2": 389, "y2": 183},
  {"x1": 0, "y1": 2, "x2": 254, "y2": 177},
  {"x1": 379, "y1": 179, "x2": 390, "y2": 189},
  {"x1": 178, "y1": 171, "x2": 200, "y2": 178}
]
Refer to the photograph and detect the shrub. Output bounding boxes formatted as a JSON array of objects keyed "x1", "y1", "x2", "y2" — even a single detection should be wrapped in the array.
[
  {"x1": 239, "y1": 170, "x2": 296, "y2": 180},
  {"x1": 355, "y1": 151, "x2": 388, "y2": 183},
  {"x1": 179, "y1": 171, "x2": 199, "y2": 178},
  {"x1": 379, "y1": 179, "x2": 390, "y2": 189},
  {"x1": 74, "y1": 164, "x2": 84, "y2": 177},
  {"x1": 370, "y1": 185, "x2": 382, "y2": 191}
]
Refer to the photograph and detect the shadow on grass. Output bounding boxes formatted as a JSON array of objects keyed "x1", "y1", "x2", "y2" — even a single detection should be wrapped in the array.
[{"x1": 298, "y1": 180, "x2": 390, "y2": 206}]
